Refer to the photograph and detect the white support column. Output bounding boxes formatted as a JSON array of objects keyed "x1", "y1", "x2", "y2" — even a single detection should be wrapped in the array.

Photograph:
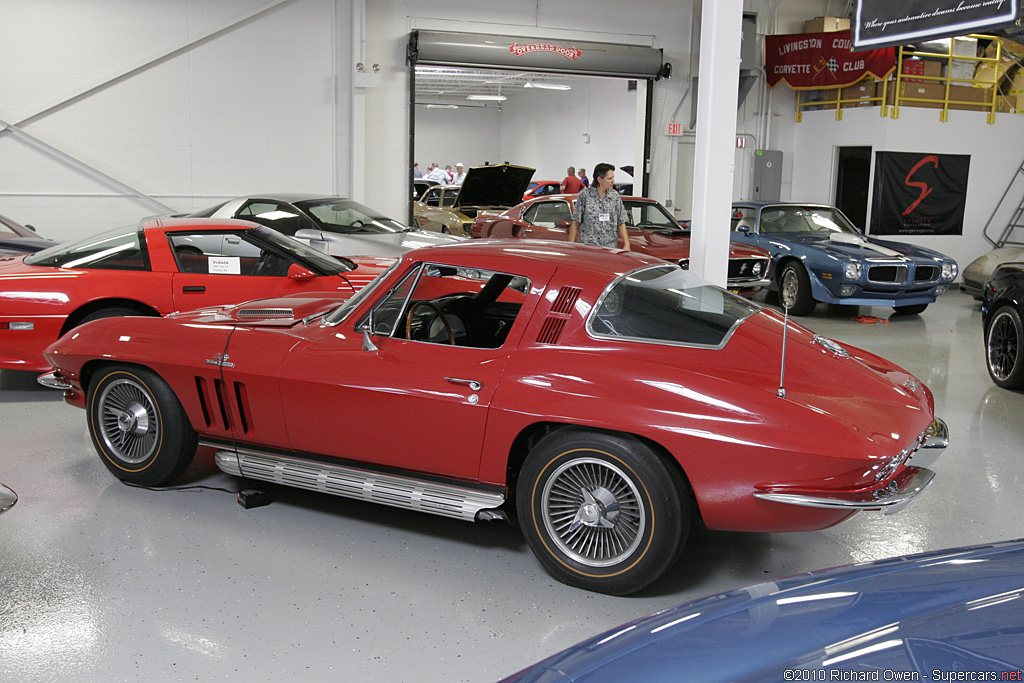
[{"x1": 689, "y1": 0, "x2": 744, "y2": 288}]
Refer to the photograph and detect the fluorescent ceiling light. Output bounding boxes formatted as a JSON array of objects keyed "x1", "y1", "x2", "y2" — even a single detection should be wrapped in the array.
[
  {"x1": 425, "y1": 104, "x2": 459, "y2": 109},
  {"x1": 467, "y1": 94, "x2": 506, "y2": 101},
  {"x1": 524, "y1": 81, "x2": 571, "y2": 90}
]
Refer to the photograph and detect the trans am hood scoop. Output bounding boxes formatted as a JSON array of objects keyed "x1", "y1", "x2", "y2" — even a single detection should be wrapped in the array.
[{"x1": 827, "y1": 232, "x2": 904, "y2": 258}]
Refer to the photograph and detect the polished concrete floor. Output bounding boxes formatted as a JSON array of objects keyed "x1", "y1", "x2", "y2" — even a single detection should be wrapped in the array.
[{"x1": 1, "y1": 289, "x2": 1022, "y2": 682}]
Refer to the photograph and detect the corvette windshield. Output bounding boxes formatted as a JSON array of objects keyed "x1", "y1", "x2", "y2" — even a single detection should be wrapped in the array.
[
  {"x1": 759, "y1": 206, "x2": 860, "y2": 235},
  {"x1": 297, "y1": 199, "x2": 412, "y2": 234},
  {"x1": 24, "y1": 225, "x2": 148, "y2": 270},
  {"x1": 589, "y1": 265, "x2": 758, "y2": 348},
  {"x1": 323, "y1": 260, "x2": 401, "y2": 325},
  {"x1": 622, "y1": 200, "x2": 686, "y2": 233}
]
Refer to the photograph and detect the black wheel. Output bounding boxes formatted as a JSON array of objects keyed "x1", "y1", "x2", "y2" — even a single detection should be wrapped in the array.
[
  {"x1": 778, "y1": 262, "x2": 816, "y2": 316},
  {"x1": 516, "y1": 429, "x2": 690, "y2": 595},
  {"x1": 87, "y1": 366, "x2": 198, "y2": 486},
  {"x1": 987, "y1": 306, "x2": 1024, "y2": 389},
  {"x1": 893, "y1": 303, "x2": 928, "y2": 315}
]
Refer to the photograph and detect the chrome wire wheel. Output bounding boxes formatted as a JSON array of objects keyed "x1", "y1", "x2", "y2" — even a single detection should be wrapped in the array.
[
  {"x1": 97, "y1": 378, "x2": 160, "y2": 465},
  {"x1": 988, "y1": 309, "x2": 1021, "y2": 383},
  {"x1": 780, "y1": 268, "x2": 799, "y2": 308},
  {"x1": 541, "y1": 457, "x2": 645, "y2": 568}
]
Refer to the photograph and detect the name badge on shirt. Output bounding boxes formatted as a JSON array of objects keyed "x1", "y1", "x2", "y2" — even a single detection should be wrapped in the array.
[{"x1": 599, "y1": 212, "x2": 611, "y2": 222}]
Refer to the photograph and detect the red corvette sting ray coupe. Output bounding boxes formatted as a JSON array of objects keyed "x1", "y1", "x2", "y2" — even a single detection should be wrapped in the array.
[
  {"x1": 0, "y1": 218, "x2": 390, "y2": 373},
  {"x1": 472, "y1": 193, "x2": 772, "y2": 294},
  {"x1": 42, "y1": 240, "x2": 948, "y2": 595}
]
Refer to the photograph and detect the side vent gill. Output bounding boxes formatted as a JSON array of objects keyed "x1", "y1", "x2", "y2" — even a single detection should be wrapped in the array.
[
  {"x1": 537, "y1": 286, "x2": 581, "y2": 345},
  {"x1": 237, "y1": 307, "x2": 293, "y2": 319}
]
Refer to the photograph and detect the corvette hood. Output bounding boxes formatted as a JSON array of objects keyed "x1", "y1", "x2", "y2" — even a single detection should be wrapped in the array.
[
  {"x1": 311, "y1": 229, "x2": 464, "y2": 258},
  {"x1": 456, "y1": 164, "x2": 536, "y2": 209},
  {"x1": 170, "y1": 293, "x2": 349, "y2": 326},
  {"x1": 0, "y1": 236, "x2": 59, "y2": 254}
]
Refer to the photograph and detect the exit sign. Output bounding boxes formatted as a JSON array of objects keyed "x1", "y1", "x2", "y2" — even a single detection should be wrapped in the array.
[{"x1": 665, "y1": 122, "x2": 683, "y2": 136}]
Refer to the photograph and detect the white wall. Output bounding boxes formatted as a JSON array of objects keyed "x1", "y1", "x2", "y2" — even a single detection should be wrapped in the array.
[
  {"x1": 1, "y1": 0, "x2": 351, "y2": 239},
  {"x1": 414, "y1": 106, "x2": 502, "y2": 172}
]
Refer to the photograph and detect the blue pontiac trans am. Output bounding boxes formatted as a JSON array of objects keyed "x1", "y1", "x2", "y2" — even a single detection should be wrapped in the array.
[{"x1": 730, "y1": 202, "x2": 958, "y2": 316}]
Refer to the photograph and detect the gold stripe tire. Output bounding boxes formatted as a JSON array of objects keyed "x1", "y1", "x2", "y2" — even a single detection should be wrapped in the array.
[
  {"x1": 516, "y1": 429, "x2": 690, "y2": 595},
  {"x1": 87, "y1": 366, "x2": 198, "y2": 487}
]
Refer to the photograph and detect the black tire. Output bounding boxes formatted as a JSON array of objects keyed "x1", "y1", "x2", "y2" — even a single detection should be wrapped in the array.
[
  {"x1": 986, "y1": 306, "x2": 1024, "y2": 389},
  {"x1": 79, "y1": 307, "x2": 145, "y2": 328},
  {"x1": 87, "y1": 366, "x2": 198, "y2": 486},
  {"x1": 778, "y1": 262, "x2": 816, "y2": 316},
  {"x1": 893, "y1": 303, "x2": 928, "y2": 315},
  {"x1": 516, "y1": 429, "x2": 690, "y2": 595}
]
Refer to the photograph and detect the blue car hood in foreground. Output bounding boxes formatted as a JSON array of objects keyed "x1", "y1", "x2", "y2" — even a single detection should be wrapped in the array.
[
  {"x1": 502, "y1": 540, "x2": 1024, "y2": 682},
  {"x1": 768, "y1": 232, "x2": 948, "y2": 263}
]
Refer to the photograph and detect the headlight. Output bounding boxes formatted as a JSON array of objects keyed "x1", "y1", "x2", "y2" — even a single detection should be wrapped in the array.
[
  {"x1": 844, "y1": 261, "x2": 862, "y2": 280},
  {"x1": 941, "y1": 262, "x2": 957, "y2": 280}
]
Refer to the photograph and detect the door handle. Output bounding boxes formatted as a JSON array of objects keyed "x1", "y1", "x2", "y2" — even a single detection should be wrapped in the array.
[
  {"x1": 445, "y1": 377, "x2": 482, "y2": 391},
  {"x1": 182, "y1": 286, "x2": 206, "y2": 292}
]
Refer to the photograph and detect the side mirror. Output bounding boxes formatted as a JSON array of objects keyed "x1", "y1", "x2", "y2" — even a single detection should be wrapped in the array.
[
  {"x1": 736, "y1": 224, "x2": 751, "y2": 235},
  {"x1": 287, "y1": 264, "x2": 317, "y2": 282},
  {"x1": 361, "y1": 309, "x2": 378, "y2": 352},
  {"x1": 555, "y1": 220, "x2": 571, "y2": 230},
  {"x1": 25, "y1": 224, "x2": 37, "y2": 233}
]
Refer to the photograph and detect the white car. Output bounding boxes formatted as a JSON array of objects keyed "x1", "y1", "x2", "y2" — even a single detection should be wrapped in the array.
[{"x1": 187, "y1": 194, "x2": 463, "y2": 258}]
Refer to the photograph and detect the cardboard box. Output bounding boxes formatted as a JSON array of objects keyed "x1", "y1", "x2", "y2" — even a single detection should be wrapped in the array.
[
  {"x1": 887, "y1": 82, "x2": 992, "y2": 111},
  {"x1": 804, "y1": 16, "x2": 850, "y2": 33},
  {"x1": 841, "y1": 80, "x2": 879, "y2": 107},
  {"x1": 901, "y1": 59, "x2": 942, "y2": 82},
  {"x1": 887, "y1": 82, "x2": 946, "y2": 109},
  {"x1": 949, "y1": 59, "x2": 976, "y2": 82}
]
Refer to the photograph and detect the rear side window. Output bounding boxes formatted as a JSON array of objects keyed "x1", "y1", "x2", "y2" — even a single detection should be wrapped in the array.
[
  {"x1": 588, "y1": 265, "x2": 758, "y2": 348},
  {"x1": 24, "y1": 225, "x2": 150, "y2": 271}
]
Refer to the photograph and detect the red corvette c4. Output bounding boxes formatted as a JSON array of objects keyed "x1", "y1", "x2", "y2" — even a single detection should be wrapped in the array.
[
  {"x1": 42, "y1": 240, "x2": 948, "y2": 595},
  {"x1": 0, "y1": 218, "x2": 390, "y2": 373}
]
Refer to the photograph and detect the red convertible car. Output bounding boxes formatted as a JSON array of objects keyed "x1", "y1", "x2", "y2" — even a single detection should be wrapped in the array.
[
  {"x1": 0, "y1": 218, "x2": 389, "y2": 373},
  {"x1": 42, "y1": 240, "x2": 947, "y2": 595},
  {"x1": 472, "y1": 194, "x2": 772, "y2": 294}
]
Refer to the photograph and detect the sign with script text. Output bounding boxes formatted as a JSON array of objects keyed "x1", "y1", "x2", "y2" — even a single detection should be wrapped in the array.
[{"x1": 854, "y1": 0, "x2": 1020, "y2": 49}]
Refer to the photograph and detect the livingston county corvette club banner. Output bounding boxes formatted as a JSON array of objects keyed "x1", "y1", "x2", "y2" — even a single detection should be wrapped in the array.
[
  {"x1": 870, "y1": 152, "x2": 970, "y2": 236},
  {"x1": 765, "y1": 30, "x2": 897, "y2": 89}
]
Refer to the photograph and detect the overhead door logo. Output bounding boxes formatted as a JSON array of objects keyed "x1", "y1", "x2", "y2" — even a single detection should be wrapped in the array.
[{"x1": 508, "y1": 42, "x2": 582, "y2": 60}]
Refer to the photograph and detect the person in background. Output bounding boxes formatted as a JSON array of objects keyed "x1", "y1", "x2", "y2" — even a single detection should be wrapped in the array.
[
  {"x1": 444, "y1": 165, "x2": 455, "y2": 183},
  {"x1": 425, "y1": 163, "x2": 449, "y2": 184},
  {"x1": 451, "y1": 162, "x2": 467, "y2": 185},
  {"x1": 577, "y1": 167, "x2": 589, "y2": 188},
  {"x1": 413, "y1": 163, "x2": 423, "y2": 179},
  {"x1": 560, "y1": 166, "x2": 583, "y2": 194},
  {"x1": 568, "y1": 162, "x2": 630, "y2": 250}
]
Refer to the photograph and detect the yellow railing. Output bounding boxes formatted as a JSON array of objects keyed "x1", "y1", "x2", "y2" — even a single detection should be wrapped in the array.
[{"x1": 796, "y1": 34, "x2": 1020, "y2": 124}]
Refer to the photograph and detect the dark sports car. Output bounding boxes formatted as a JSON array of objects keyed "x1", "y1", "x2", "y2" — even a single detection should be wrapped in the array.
[
  {"x1": 501, "y1": 538, "x2": 1024, "y2": 682},
  {"x1": 982, "y1": 261, "x2": 1024, "y2": 389},
  {"x1": 731, "y1": 202, "x2": 958, "y2": 316},
  {"x1": 0, "y1": 212, "x2": 58, "y2": 255}
]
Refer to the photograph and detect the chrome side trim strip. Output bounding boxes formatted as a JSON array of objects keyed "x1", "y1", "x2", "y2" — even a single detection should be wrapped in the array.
[
  {"x1": 753, "y1": 468, "x2": 934, "y2": 516},
  {"x1": 214, "y1": 448, "x2": 505, "y2": 522},
  {"x1": 36, "y1": 371, "x2": 71, "y2": 390}
]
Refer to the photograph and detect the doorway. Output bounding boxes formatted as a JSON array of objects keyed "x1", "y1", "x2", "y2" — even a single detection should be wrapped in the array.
[{"x1": 835, "y1": 146, "x2": 872, "y2": 230}]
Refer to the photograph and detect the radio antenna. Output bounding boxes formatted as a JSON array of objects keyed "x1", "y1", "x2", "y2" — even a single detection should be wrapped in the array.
[{"x1": 777, "y1": 301, "x2": 790, "y2": 399}]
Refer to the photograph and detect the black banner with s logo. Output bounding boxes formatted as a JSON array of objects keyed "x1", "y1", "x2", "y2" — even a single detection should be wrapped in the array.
[{"x1": 869, "y1": 151, "x2": 969, "y2": 235}]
